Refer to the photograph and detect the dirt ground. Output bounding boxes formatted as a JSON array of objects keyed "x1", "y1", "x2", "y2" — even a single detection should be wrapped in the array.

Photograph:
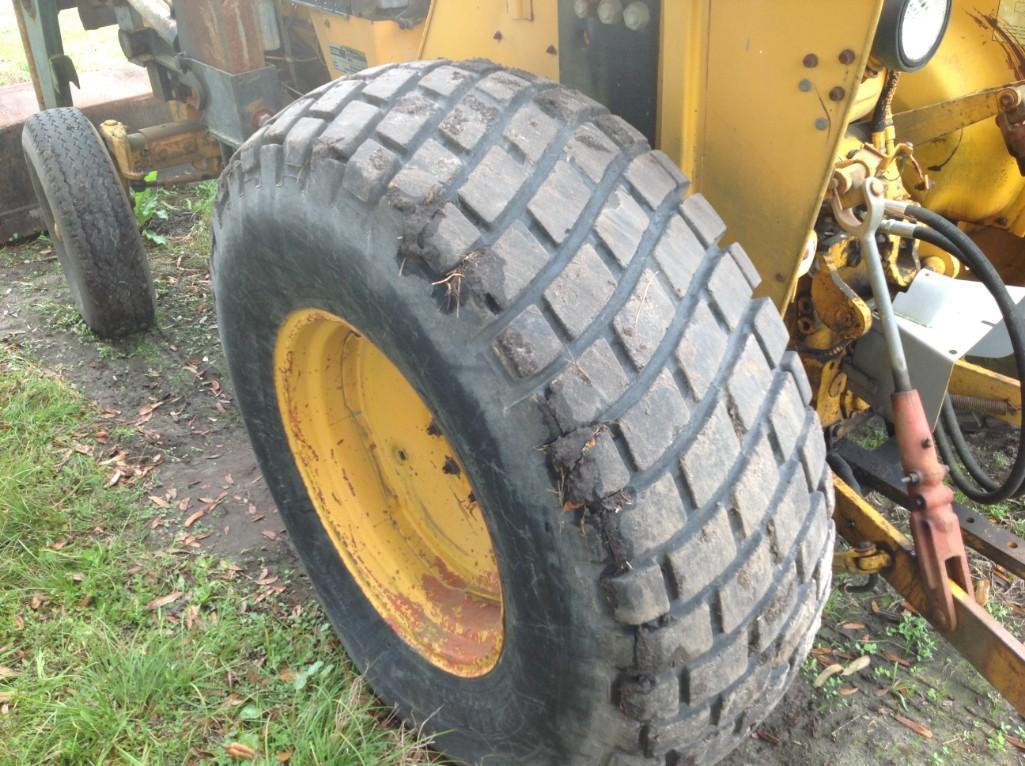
[{"x1": 3, "y1": 193, "x2": 1025, "y2": 765}]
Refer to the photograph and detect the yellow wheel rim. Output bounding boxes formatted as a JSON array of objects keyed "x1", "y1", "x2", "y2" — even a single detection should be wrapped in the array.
[{"x1": 274, "y1": 308, "x2": 504, "y2": 676}]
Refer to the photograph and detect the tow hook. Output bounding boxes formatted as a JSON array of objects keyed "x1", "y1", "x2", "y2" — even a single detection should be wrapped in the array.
[{"x1": 830, "y1": 179, "x2": 974, "y2": 632}]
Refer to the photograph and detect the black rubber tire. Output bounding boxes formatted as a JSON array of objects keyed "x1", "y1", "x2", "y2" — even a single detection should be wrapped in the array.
[
  {"x1": 212, "y1": 61, "x2": 834, "y2": 766},
  {"x1": 22, "y1": 107, "x2": 155, "y2": 338}
]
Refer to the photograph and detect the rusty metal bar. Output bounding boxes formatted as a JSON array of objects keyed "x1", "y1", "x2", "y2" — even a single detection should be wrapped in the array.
[
  {"x1": 173, "y1": 0, "x2": 266, "y2": 74},
  {"x1": 833, "y1": 477, "x2": 1025, "y2": 717}
]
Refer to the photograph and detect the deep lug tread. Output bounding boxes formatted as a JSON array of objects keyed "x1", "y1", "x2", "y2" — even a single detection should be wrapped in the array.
[{"x1": 212, "y1": 60, "x2": 833, "y2": 765}]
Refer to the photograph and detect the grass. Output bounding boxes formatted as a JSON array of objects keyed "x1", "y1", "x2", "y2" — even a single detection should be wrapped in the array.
[
  {"x1": 0, "y1": 347, "x2": 433, "y2": 764},
  {"x1": 0, "y1": 5, "x2": 125, "y2": 87}
]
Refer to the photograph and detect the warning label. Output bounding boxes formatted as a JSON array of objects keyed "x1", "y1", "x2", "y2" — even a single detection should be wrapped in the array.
[
  {"x1": 328, "y1": 44, "x2": 369, "y2": 76},
  {"x1": 997, "y1": 0, "x2": 1025, "y2": 46}
]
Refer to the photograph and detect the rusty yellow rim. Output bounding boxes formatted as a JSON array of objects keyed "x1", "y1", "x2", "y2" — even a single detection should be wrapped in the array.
[{"x1": 274, "y1": 308, "x2": 504, "y2": 677}]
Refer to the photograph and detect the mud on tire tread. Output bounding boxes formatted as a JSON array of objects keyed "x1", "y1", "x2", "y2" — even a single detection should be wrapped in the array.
[
  {"x1": 22, "y1": 107, "x2": 155, "y2": 338},
  {"x1": 212, "y1": 61, "x2": 834, "y2": 765}
]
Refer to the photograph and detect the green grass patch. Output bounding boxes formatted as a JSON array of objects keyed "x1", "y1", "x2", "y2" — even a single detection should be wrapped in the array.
[
  {"x1": 0, "y1": 6, "x2": 125, "y2": 87},
  {"x1": 0, "y1": 347, "x2": 433, "y2": 764}
]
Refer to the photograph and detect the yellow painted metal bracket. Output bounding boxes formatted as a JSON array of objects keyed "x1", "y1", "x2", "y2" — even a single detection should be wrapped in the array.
[
  {"x1": 98, "y1": 118, "x2": 222, "y2": 183},
  {"x1": 832, "y1": 542, "x2": 892, "y2": 576},
  {"x1": 833, "y1": 476, "x2": 1025, "y2": 717},
  {"x1": 948, "y1": 359, "x2": 1021, "y2": 427},
  {"x1": 892, "y1": 84, "x2": 1016, "y2": 147},
  {"x1": 658, "y1": 0, "x2": 885, "y2": 310}
]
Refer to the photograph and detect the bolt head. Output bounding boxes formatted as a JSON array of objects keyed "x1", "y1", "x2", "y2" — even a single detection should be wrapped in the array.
[
  {"x1": 803, "y1": 53, "x2": 819, "y2": 68},
  {"x1": 839, "y1": 49, "x2": 856, "y2": 65}
]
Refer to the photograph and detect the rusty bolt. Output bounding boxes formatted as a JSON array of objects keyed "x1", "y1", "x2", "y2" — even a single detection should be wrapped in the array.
[
  {"x1": 997, "y1": 216, "x2": 1010, "y2": 227},
  {"x1": 839, "y1": 49, "x2": 856, "y2": 65},
  {"x1": 999, "y1": 88, "x2": 1020, "y2": 110},
  {"x1": 546, "y1": 44, "x2": 557, "y2": 55},
  {"x1": 829, "y1": 86, "x2": 846, "y2": 101},
  {"x1": 493, "y1": 30, "x2": 503, "y2": 41},
  {"x1": 803, "y1": 53, "x2": 819, "y2": 68}
]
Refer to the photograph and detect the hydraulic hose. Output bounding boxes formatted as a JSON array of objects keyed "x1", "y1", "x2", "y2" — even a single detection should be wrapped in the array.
[{"x1": 902, "y1": 205, "x2": 1025, "y2": 502}]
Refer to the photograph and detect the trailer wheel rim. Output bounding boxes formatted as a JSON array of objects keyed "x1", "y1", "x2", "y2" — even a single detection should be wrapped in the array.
[{"x1": 274, "y1": 308, "x2": 504, "y2": 676}]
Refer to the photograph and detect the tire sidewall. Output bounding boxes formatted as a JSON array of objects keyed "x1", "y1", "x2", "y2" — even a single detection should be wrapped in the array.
[{"x1": 213, "y1": 171, "x2": 610, "y2": 762}]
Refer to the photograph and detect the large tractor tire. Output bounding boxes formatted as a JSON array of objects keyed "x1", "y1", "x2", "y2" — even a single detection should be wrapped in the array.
[
  {"x1": 22, "y1": 107, "x2": 155, "y2": 338},
  {"x1": 212, "y1": 61, "x2": 834, "y2": 765}
]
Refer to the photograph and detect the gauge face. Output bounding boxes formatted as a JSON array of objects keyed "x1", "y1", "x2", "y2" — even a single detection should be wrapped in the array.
[{"x1": 899, "y1": 0, "x2": 950, "y2": 64}]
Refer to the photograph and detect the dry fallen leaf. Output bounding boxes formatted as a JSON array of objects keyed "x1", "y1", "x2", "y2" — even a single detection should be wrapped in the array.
[
  {"x1": 0, "y1": 666, "x2": 19, "y2": 679},
  {"x1": 839, "y1": 687, "x2": 860, "y2": 697},
  {"x1": 48, "y1": 539, "x2": 68, "y2": 550},
  {"x1": 894, "y1": 712, "x2": 932, "y2": 739},
  {"x1": 841, "y1": 622, "x2": 866, "y2": 631},
  {"x1": 184, "y1": 510, "x2": 205, "y2": 528},
  {"x1": 137, "y1": 398, "x2": 169, "y2": 417},
  {"x1": 275, "y1": 751, "x2": 293, "y2": 763},
  {"x1": 146, "y1": 592, "x2": 183, "y2": 611},
  {"x1": 178, "y1": 497, "x2": 192, "y2": 512},
  {"x1": 1007, "y1": 734, "x2": 1025, "y2": 752},
  {"x1": 29, "y1": 594, "x2": 43, "y2": 610},
  {"x1": 842, "y1": 655, "x2": 871, "y2": 676},
  {"x1": 813, "y1": 663, "x2": 844, "y2": 688},
  {"x1": 261, "y1": 530, "x2": 278, "y2": 541},
  {"x1": 882, "y1": 650, "x2": 912, "y2": 668},
  {"x1": 0, "y1": 692, "x2": 13, "y2": 704},
  {"x1": 975, "y1": 578, "x2": 991, "y2": 607},
  {"x1": 149, "y1": 495, "x2": 171, "y2": 509},
  {"x1": 106, "y1": 469, "x2": 123, "y2": 488},
  {"x1": 225, "y1": 742, "x2": 257, "y2": 760}
]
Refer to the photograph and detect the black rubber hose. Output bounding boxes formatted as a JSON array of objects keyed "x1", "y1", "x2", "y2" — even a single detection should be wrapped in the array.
[
  {"x1": 828, "y1": 452, "x2": 863, "y2": 495},
  {"x1": 906, "y1": 205, "x2": 1025, "y2": 502},
  {"x1": 938, "y1": 395, "x2": 1000, "y2": 491}
]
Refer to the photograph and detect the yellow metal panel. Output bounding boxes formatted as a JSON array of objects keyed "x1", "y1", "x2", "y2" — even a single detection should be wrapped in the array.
[
  {"x1": 949, "y1": 359, "x2": 1022, "y2": 426},
  {"x1": 897, "y1": 1, "x2": 1025, "y2": 232},
  {"x1": 659, "y1": 0, "x2": 884, "y2": 309},
  {"x1": 419, "y1": 0, "x2": 559, "y2": 80},
  {"x1": 307, "y1": 10, "x2": 423, "y2": 76}
]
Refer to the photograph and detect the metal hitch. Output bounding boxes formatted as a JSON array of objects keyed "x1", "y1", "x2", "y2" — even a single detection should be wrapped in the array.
[{"x1": 831, "y1": 178, "x2": 973, "y2": 632}]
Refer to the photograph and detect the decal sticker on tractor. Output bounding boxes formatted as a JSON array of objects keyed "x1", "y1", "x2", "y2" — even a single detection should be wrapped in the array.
[{"x1": 328, "y1": 44, "x2": 368, "y2": 76}]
